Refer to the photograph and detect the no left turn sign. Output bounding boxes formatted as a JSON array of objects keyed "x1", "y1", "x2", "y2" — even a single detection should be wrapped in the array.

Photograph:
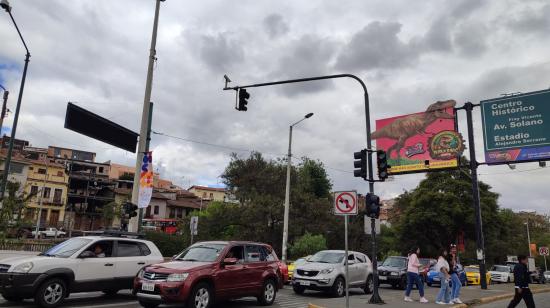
[
  {"x1": 334, "y1": 191, "x2": 358, "y2": 215},
  {"x1": 539, "y1": 247, "x2": 549, "y2": 256}
]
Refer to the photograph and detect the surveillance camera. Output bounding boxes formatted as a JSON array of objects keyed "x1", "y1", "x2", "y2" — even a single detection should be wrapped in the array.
[{"x1": 224, "y1": 75, "x2": 231, "y2": 83}]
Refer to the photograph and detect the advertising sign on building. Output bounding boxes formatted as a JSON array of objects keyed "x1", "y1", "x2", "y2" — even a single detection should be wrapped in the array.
[
  {"x1": 372, "y1": 100, "x2": 465, "y2": 174},
  {"x1": 138, "y1": 151, "x2": 153, "y2": 208},
  {"x1": 481, "y1": 89, "x2": 550, "y2": 164}
]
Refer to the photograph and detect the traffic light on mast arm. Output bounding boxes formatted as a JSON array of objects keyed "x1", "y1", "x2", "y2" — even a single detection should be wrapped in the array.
[
  {"x1": 377, "y1": 150, "x2": 390, "y2": 181},
  {"x1": 124, "y1": 202, "x2": 138, "y2": 218},
  {"x1": 365, "y1": 193, "x2": 380, "y2": 219},
  {"x1": 353, "y1": 149, "x2": 367, "y2": 180},
  {"x1": 237, "y1": 88, "x2": 250, "y2": 111}
]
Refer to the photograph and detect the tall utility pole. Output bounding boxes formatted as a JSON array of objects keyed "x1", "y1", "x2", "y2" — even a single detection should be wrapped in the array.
[
  {"x1": 526, "y1": 219, "x2": 532, "y2": 257},
  {"x1": 129, "y1": 0, "x2": 164, "y2": 232},
  {"x1": 0, "y1": 85, "x2": 7, "y2": 132},
  {"x1": 0, "y1": 0, "x2": 31, "y2": 201},
  {"x1": 282, "y1": 113, "x2": 313, "y2": 262},
  {"x1": 136, "y1": 102, "x2": 153, "y2": 233}
]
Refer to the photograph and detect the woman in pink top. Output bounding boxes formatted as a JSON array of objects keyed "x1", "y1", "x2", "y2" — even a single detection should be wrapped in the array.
[{"x1": 404, "y1": 246, "x2": 428, "y2": 303}]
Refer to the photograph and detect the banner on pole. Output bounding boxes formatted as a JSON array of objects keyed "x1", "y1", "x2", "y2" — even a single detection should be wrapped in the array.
[{"x1": 138, "y1": 151, "x2": 153, "y2": 208}]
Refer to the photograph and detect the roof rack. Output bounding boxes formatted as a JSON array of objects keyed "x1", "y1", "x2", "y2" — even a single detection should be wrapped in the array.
[{"x1": 82, "y1": 230, "x2": 145, "y2": 239}]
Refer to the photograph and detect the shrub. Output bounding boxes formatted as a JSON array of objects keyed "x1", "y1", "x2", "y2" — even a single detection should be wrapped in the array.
[
  {"x1": 289, "y1": 233, "x2": 327, "y2": 259},
  {"x1": 144, "y1": 231, "x2": 189, "y2": 257}
]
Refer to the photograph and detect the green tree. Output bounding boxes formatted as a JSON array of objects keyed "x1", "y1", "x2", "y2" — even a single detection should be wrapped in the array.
[
  {"x1": 101, "y1": 201, "x2": 121, "y2": 228},
  {"x1": 289, "y1": 233, "x2": 327, "y2": 259},
  {"x1": 0, "y1": 181, "x2": 37, "y2": 238}
]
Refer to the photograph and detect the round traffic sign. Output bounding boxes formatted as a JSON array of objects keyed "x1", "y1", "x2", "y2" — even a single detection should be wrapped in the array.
[
  {"x1": 335, "y1": 192, "x2": 357, "y2": 214},
  {"x1": 539, "y1": 247, "x2": 549, "y2": 256}
]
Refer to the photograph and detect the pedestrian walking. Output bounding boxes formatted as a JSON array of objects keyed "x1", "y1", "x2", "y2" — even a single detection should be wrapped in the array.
[
  {"x1": 508, "y1": 255, "x2": 536, "y2": 308},
  {"x1": 404, "y1": 246, "x2": 429, "y2": 303},
  {"x1": 449, "y1": 245, "x2": 463, "y2": 304},
  {"x1": 435, "y1": 249, "x2": 451, "y2": 305}
]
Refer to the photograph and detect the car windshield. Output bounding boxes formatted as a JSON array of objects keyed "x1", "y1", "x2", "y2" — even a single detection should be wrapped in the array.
[
  {"x1": 40, "y1": 238, "x2": 92, "y2": 258},
  {"x1": 382, "y1": 257, "x2": 406, "y2": 268},
  {"x1": 466, "y1": 267, "x2": 479, "y2": 273},
  {"x1": 493, "y1": 266, "x2": 510, "y2": 272},
  {"x1": 175, "y1": 244, "x2": 226, "y2": 262},
  {"x1": 309, "y1": 251, "x2": 345, "y2": 263}
]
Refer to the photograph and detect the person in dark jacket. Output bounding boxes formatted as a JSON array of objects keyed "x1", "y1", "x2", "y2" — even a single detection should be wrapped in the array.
[{"x1": 508, "y1": 255, "x2": 535, "y2": 308}]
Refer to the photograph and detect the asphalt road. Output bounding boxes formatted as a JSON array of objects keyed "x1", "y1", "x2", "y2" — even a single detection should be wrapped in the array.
[{"x1": 479, "y1": 291, "x2": 550, "y2": 307}]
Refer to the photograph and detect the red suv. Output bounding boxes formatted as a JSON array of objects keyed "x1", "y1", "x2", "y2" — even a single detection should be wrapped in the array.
[{"x1": 133, "y1": 241, "x2": 282, "y2": 308}]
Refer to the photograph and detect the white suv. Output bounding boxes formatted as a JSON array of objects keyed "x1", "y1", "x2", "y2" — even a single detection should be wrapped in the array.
[
  {"x1": 489, "y1": 265, "x2": 514, "y2": 283},
  {"x1": 0, "y1": 233, "x2": 163, "y2": 308}
]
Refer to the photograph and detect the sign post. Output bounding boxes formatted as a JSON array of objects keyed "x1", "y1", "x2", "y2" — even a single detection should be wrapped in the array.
[
  {"x1": 334, "y1": 191, "x2": 357, "y2": 308},
  {"x1": 539, "y1": 247, "x2": 549, "y2": 271},
  {"x1": 190, "y1": 216, "x2": 198, "y2": 245}
]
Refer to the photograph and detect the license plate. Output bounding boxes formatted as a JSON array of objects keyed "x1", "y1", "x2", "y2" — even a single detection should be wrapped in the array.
[
  {"x1": 379, "y1": 276, "x2": 387, "y2": 280},
  {"x1": 300, "y1": 281, "x2": 311, "y2": 286},
  {"x1": 142, "y1": 282, "x2": 155, "y2": 292}
]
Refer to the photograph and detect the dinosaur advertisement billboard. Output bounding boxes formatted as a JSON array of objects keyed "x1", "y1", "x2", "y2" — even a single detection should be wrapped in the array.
[{"x1": 372, "y1": 100, "x2": 464, "y2": 175}]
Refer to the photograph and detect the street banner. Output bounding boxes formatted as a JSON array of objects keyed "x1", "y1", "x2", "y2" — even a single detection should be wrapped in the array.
[
  {"x1": 138, "y1": 151, "x2": 153, "y2": 208},
  {"x1": 372, "y1": 100, "x2": 464, "y2": 174},
  {"x1": 481, "y1": 89, "x2": 550, "y2": 164}
]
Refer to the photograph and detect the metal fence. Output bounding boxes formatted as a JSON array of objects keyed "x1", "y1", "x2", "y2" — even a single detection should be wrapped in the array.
[{"x1": 0, "y1": 240, "x2": 60, "y2": 252}]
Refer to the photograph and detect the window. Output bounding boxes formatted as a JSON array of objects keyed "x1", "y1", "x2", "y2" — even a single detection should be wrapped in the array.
[
  {"x1": 154, "y1": 206, "x2": 159, "y2": 215},
  {"x1": 98, "y1": 167, "x2": 104, "y2": 173},
  {"x1": 117, "y1": 241, "x2": 142, "y2": 257},
  {"x1": 202, "y1": 192, "x2": 206, "y2": 198},
  {"x1": 245, "y1": 245, "x2": 265, "y2": 262},
  {"x1": 210, "y1": 193, "x2": 214, "y2": 199},
  {"x1": 260, "y1": 246, "x2": 276, "y2": 261},
  {"x1": 138, "y1": 243, "x2": 151, "y2": 256},
  {"x1": 176, "y1": 208, "x2": 183, "y2": 218},
  {"x1": 43, "y1": 187, "x2": 51, "y2": 199},
  {"x1": 30, "y1": 186, "x2": 38, "y2": 196},
  {"x1": 9, "y1": 163, "x2": 24, "y2": 174},
  {"x1": 29, "y1": 166, "x2": 34, "y2": 170},
  {"x1": 225, "y1": 245, "x2": 244, "y2": 263},
  {"x1": 169, "y1": 208, "x2": 175, "y2": 218},
  {"x1": 356, "y1": 254, "x2": 367, "y2": 263},
  {"x1": 53, "y1": 189, "x2": 63, "y2": 204},
  {"x1": 38, "y1": 168, "x2": 47, "y2": 174},
  {"x1": 83, "y1": 240, "x2": 114, "y2": 258},
  {"x1": 57, "y1": 171, "x2": 63, "y2": 177}
]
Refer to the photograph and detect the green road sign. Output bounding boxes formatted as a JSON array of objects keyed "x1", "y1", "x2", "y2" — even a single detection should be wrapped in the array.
[{"x1": 481, "y1": 90, "x2": 550, "y2": 151}]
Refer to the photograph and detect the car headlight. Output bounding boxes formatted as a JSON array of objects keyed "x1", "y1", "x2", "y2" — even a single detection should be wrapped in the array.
[
  {"x1": 12, "y1": 262, "x2": 33, "y2": 273},
  {"x1": 390, "y1": 272, "x2": 399, "y2": 276},
  {"x1": 167, "y1": 273, "x2": 189, "y2": 282},
  {"x1": 137, "y1": 269, "x2": 145, "y2": 278},
  {"x1": 319, "y1": 268, "x2": 334, "y2": 275}
]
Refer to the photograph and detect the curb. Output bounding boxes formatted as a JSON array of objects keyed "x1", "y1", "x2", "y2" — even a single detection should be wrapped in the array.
[
  {"x1": 308, "y1": 304, "x2": 324, "y2": 308},
  {"x1": 451, "y1": 286, "x2": 550, "y2": 307}
]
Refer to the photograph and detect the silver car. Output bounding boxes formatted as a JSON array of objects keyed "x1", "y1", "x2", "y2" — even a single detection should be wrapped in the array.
[{"x1": 292, "y1": 250, "x2": 373, "y2": 297}]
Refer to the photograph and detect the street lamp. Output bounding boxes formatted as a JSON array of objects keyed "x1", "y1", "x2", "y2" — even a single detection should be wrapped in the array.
[
  {"x1": 0, "y1": 0, "x2": 31, "y2": 202},
  {"x1": 281, "y1": 112, "x2": 314, "y2": 262},
  {"x1": 0, "y1": 84, "x2": 8, "y2": 132},
  {"x1": 525, "y1": 220, "x2": 532, "y2": 257}
]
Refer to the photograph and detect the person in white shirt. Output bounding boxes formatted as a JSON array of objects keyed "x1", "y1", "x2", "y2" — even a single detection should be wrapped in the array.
[
  {"x1": 404, "y1": 246, "x2": 429, "y2": 303},
  {"x1": 435, "y1": 249, "x2": 451, "y2": 305}
]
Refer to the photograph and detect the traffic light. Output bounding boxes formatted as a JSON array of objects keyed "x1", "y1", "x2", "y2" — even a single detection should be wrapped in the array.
[
  {"x1": 237, "y1": 89, "x2": 250, "y2": 111},
  {"x1": 376, "y1": 150, "x2": 389, "y2": 181},
  {"x1": 124, "y1": 202, "x2": 138, "y2": 218},
  {"x1": 353, "y1": 149, "x2": 367, "y2": 180},
  {"x1": 365, "y1": 193, "x2": 380, "y2": 219}
]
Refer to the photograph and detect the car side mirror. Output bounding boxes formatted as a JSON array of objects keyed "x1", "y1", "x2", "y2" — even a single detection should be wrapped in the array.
[
  {"x1": 223, "y1": 258, "x2": 238, "y2": 265},
  {"x1": 79, "y1": 251, "x2": 95, "y2": 258}
]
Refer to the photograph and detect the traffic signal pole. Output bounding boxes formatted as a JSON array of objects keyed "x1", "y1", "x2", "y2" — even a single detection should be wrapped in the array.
[{"x1": 223, "y1": 74, "x2": 384, "y2": 304}]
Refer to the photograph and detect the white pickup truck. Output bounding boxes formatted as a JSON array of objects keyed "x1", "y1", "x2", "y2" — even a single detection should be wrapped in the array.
[{"x1": 31, "y1": 228, "x2": 66, "y2": 238}]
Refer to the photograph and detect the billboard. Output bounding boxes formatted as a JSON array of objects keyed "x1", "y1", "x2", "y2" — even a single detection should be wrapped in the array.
[
  {"x1": 372, "y1": 100, "x2": 464, "y2": 174},
  {"x1": 481, "y1": 89, "x2": 550, "y2": 165}
]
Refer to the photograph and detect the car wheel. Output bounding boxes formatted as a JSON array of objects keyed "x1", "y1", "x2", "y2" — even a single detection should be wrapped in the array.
[
  {"x1": 138, "y1": 301, "x2": 159, "y2": 308},
  {"x1": 102, "y1": 289, "x2": 119, "y2": 296},
  {"x1": 257, "y1": 279, "x2": 277, "y2": 306},
  {"x1": 399, "y1": 275, "x2": 407, "y2": 290},
  {"x1": 331, "y1": 276, "x2": 345, "y2": 297},
  {"x1": 364, "y1": 275, "x2": 374, "y2": 294},
  {"x1": 427, "y1": 282, "x2": 432, "y2": 287},
  {"x1": 34, "y1": 278, "x2": 67, "y2": 308},
  {"x1": 293, "y1": 285, "x2": 305, "y2": 294},
  {"x1": 2, "y1": 294, "x2": 23, "y2": 302},
  {"x1": 188, "y1": 282, "x2": 212, "y2": 308}
]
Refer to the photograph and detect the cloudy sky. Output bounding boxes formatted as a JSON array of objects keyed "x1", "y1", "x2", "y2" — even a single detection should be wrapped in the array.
[{"x1": 1, "y1": 0, "x2": 549, "y2": 213}]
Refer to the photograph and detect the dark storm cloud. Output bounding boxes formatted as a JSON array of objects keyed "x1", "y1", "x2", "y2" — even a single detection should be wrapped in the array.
[
  {"x1": 263, "y1": 14, "x2": 289, "y2": 39},
  {"x1": 197, "y1": 33, "x2": 245, "y2": 72},
  {"x1": 335, "y1": 21, "x2": 420, "y2": 71},
  {"x1": 272, "y1": 35, "x2": 337, "y2": 96}
]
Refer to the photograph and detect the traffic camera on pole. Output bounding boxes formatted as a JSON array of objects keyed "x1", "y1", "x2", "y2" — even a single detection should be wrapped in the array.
[
  {"x1": 237, "y1": 89, "x2": 250, "y2": 111},
  {"x1": 376, "y1": 150, "x2": 389, "y2": 181},
  {"x1": 353, "y1": 149, "x2": 367, "y2": 180},
  {"x1": 365, "y1": 193, "x2": 380, "y2": 219}
]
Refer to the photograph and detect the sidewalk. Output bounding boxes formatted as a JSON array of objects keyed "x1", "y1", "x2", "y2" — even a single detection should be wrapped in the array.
[{"x1": 301, "y1": 283, "x2": 550, "y2": 308}]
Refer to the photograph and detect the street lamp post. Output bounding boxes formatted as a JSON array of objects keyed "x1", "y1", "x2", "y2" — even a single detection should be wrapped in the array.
[
  {"x1": 281, "y1": 112, "x2": 313, "y2": 262},
  {"x1": 0, "y1": 0, "x2": 31, "y2": 202},
  {"x1": 0, "y1": 84, "x2": 8, "y2": 132},
  {"x1": 525, "y1": 220, "x2": 532, "y2": 257}
]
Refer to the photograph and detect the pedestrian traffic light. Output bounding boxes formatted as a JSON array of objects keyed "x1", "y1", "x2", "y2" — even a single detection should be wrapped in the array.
[
  {"x1": 365, "y1": 193, "x2": 380, "y2": 219},
  {"x1": 376, "y1": 150, "x2": 389, "y2": 181},
  {"x1": 124, "y1": 202, "x2": 138, "y2": 218},
  {"x1": 237, "y1": 89, "x2": 250, "y2": 111},
  {"x1": 354, "y1": 149, "x2": 367, "y2": 180}
]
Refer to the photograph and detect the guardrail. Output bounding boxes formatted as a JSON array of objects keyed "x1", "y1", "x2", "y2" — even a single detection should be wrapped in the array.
[{"x1": 0, "y1": 240, "x2": 61, "y2": 252}]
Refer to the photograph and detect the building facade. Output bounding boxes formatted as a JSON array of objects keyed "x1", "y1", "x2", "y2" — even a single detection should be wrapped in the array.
[{"x1": 188, "y1": 185, "x2": 226, "y2": 202}]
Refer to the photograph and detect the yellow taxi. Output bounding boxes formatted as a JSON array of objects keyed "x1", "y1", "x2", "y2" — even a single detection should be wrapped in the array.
[
  {"x1": 288, "y1": 256, "x2": 310, "y2": 280},
  {"x1": 465, "y1": 266, "x2": 491, "y2": 285}
]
